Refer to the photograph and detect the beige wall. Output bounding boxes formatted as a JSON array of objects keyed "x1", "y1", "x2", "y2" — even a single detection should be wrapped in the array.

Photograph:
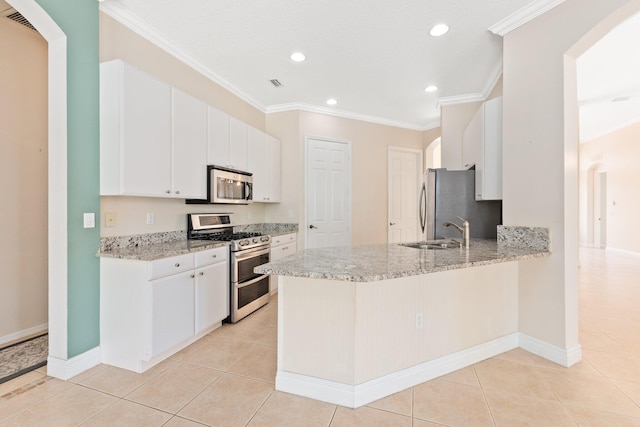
[
  {"x1": 266, "y1": 111, "x2": 424, "y2": 247},
  {"x1": 99, "y1": 13, "x2": 267, "y2": 236},
  {"x1": 580, "y1": 121, "x2": 640, "y2": 253},
  {"x1": 502, "y1": 0, "x2": 635, "y2": 350},
  {"x1": 0, "y1": 19, "x2": 48, "y2": 341}
]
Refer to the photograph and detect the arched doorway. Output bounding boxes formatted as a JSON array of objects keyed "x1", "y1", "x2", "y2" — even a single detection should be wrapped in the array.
[{"x1": 8, "y1": 0, "x2": 69, "y2": 368}]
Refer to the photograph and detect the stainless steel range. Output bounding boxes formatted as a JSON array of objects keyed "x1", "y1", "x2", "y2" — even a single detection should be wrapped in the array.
[{"x1": 187, "y1": 213, "x2": 271, "y2": 323}]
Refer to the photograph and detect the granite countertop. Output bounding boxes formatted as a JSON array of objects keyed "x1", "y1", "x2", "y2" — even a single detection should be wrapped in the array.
[
  {"x1": 96, "y1": 239, "x2": 229, "y2": 261},
  {"x1": 254, "y1": 238, "x2": 550, "y2": 282}
]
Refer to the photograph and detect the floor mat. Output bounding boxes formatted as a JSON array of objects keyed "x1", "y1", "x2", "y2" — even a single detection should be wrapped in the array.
[{"x1": 0, "y1": 334, "x2": 47, "y2": 384}]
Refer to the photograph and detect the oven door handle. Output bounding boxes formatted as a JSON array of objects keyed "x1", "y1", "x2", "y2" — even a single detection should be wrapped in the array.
[
  {"x1": 233, "y1": 246, "x2": 271, "y2": 262},
  {"x1": 235, "y1": 274, "x2": 269, "y2": 289}
]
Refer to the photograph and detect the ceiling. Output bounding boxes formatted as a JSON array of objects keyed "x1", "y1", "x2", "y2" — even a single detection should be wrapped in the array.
[
  {"x1": 99, "y1": 0, "x2": 542, "y2": 130},
  {"x1": 577, "y1": 12, "x2": 640, "y2": 142},
  {"x1": 4, "y1": 0, "x2": 638, "y2": 139}
]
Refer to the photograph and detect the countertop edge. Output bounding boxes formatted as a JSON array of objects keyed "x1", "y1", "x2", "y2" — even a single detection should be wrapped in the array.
[{"x1": 96, "y1": 241, "x2": 230, "y2": 261}]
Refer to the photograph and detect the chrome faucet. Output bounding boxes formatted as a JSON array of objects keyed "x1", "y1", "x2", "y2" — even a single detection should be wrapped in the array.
[{"x1": 443, "y1": 216, "x2": 470, "y2": 249}]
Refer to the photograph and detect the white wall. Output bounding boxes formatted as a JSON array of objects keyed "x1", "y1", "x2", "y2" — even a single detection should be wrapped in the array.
[
  {"x1": 0, "y1": 18, "x2": 48, "y2": 342},
  {"x1": 502, "y1": 0, "x2": 636, "y2": 351},
  {"x1": 580, "y1": 121, "x2": 640, "y2": 253}
]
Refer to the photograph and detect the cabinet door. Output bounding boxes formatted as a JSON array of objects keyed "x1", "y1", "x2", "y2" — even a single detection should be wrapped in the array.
[
  {"x1": 265, "y1": 135, "x2": 281, "y2": 203},
  {"x1": 229, "y1": 117, "x2": 248, "y2": 171},
  {"x1": 171, "y1": 88, "x2": 207, "y2": 199},
  {"x1": 207, "y1": 106, "x2": 230, "y2": 167},
  {"x1": 481, "y1": 97, "x2": 503, "y2": 200},
  {"x1": 103, "y1": 61, "x2": 172, "y2": 197},
  {"x1": 195, "y1": 262, "x2": 229, "y2": 335},
  {"x1": 462, "y1": 105, "x2": 482, "y2": 172},
  {"x1": 151, "y1": 272, "x2": 194, "y2": 357},
  {"x1": 248, "y1": 127, "x2": 266, "y2": 200}
]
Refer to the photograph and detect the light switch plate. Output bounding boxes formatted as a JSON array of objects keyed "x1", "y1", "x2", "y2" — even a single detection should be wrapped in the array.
[{"x1": 83, "y1": 212, "x2": 95, "y2": 229}]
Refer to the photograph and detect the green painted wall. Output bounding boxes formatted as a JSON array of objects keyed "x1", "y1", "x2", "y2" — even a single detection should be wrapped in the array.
[{"x1": 35, "y1": 0, "x2": 101, "y2": 357}]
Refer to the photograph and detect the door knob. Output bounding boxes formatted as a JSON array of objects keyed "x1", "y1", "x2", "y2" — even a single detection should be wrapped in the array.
[
  {"x1": 390, "y1": 222, "x2": 396, "y2": 226},
  {"x1": 309, "y1": 224, "x2": 318, "y2": 229}
]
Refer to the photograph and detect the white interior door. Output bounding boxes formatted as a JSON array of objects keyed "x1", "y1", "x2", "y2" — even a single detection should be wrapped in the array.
[
  {"x1": 388, "y1": 147, "x2": 423, "y2": 243},
  {"x1": 594, "y1": 171, "x2": 607, "y2": 248},
  {"x1": 305, "y1": 137, "x2": 352, "y2": 248}
]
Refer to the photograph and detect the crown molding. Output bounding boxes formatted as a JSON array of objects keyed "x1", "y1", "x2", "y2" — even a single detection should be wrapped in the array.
[
  {"x1": 266, "y1": 102, "x2": 440, "y2": 131},
  {"x1": 437, "y1": 93, "x2": 484, "y2": 109},
  {"x1": 489, "y1": 0, "x2": 567, "y2": 36},
  {"x1": 99, "y1": 2, "x2": 443, "y2": 132},
  {"x1": 482, "y1": 58, "x2": 503, "y2": 98},
  {"x1": 99, "y1": 2, "x2": 267, "y2": 113}
]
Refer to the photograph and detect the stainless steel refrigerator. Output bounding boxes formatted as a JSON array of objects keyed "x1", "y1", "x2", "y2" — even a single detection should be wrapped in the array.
[{"x1": 419, "y1": 168, "x2": 502, "y2": 240}]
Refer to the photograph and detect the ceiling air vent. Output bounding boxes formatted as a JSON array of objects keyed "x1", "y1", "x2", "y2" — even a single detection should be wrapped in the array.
[
  {"x1": 270, "y1": 79, "x2": 283, "y2": 88},
  {"x1": 3, "y1": 8, "x2": 37, "y2": 32}
]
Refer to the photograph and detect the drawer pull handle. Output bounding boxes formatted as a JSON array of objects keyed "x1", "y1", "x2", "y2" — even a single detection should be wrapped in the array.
[
  {"x1": 282, "y1": 246, "x2": 288, "y2": 250},
  {"x1": 199, "y1": 272, "x2": 204, "y2": 276},
  {"x1": 190, "y1": 274, "x2": 195, "y2": 279},
  {"x1": 212, "y1": 254, "x2": 217, "y2": 258},
  {"x1": 175, "y1": 263, "x2": 180, "y2": 267}
]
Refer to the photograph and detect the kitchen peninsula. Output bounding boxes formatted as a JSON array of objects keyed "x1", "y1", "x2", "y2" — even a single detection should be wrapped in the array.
[{"x1": 254, "y1": 226, "x2": 550, "y2": 408}]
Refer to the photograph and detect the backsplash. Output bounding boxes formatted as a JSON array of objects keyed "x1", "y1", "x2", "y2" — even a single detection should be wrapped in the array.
[{"x1": 497, "y1": 226, "x2": 550, "y2": 251}]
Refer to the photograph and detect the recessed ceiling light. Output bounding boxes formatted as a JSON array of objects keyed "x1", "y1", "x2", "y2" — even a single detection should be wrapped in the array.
[
  {"x1": 326, "y1": 98, "x2": 338, "y2": 106},
  {"x1": 290, "y1": 52, "x2": 306, "y2": 62},
  {"x1": 429, "y1": 24, "x2": 449, "y2": 37},
  {"x1": 424, "y1": 85, "x2": 438, "y2": 93}
]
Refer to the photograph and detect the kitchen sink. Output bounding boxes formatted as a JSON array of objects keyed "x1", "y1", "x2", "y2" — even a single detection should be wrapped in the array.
[{"x1": 399, "y1": 240, "x2": 461, "y2": 250}]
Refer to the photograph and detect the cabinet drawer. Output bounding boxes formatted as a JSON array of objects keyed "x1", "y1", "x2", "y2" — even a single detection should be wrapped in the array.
[
  {"x1": 148, "y1": 253, "x2": 194, "y2": 280},
  {"x1": 271, "y1": 233, "x2": 296, "y2": 247},
  {"x1": 195, "y1": 246, "x2": 229, "y2": 268}
]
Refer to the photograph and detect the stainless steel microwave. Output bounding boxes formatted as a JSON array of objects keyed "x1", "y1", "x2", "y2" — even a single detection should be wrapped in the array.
[{"x1": 186, "y1": 165, "x2": 253, "y2": 204}]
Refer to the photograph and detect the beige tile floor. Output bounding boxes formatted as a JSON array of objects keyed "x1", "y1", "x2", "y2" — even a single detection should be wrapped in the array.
[{"x1": 1, "y1": 248, "x2": 640, "y2": 426}]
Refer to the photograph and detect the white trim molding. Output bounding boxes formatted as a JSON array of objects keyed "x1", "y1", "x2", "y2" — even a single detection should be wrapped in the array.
[
  {"x1": 437, "y1": 93, "x2": 485, "y2": 109},
  {"x1": 276, "y1": 334, "x2": 519, "y2": 408},
  {"x1": 519, "y1": 333, "x2": 582, "y2": 367},
  {"x1": 47, "y1": 346, "x2": 101, "y2": 380},
  {"x1": 0, "y1": 324, "x2": 48, "y2": 348},
  {"x1": 489, "y1": 0, "x2": 568, "y2": 36},
  {"x1": 267, "y1": 102, "x2": 437, "y2": 132}
]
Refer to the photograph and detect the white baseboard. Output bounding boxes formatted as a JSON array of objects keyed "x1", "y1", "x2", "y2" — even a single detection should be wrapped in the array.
[
  {"x1": 0, "y1": 323, "x2": 48, "y2": 347},
  {"x1": 47, "y1": 346, "x2": 101, "y2": 381},
  {"x1": 605, "y1": 247, "x2": 640, "y2": 257},
  {"x1": 276, "y1": 333, "x2": 519, "y2": 408},
  {"x1": 519, "y1": 333, "x2": 582, "y2": 367}
]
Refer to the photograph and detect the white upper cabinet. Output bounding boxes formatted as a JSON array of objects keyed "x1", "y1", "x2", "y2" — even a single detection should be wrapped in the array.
[
  {"x1": 248, "y1": 126, "x2": 281, "y2": 203},
  {"x1": 171, "y1": 87, "x2": 207, "y2": 199},
  {"x1": 207, "y1": 109, "x2": 249, "y2": 171},
  {"x1": 100, "y1": 60, "x2": 171, "y2": 197},
  {"x1": 229, "y1": 117, "x2": 249, "y2": 171},
  {"x1": 207, "y1": 106, "x2": 231, "y2": 168},
  {"x1": 100, "y1": 60, "x2": 207, "y2": 199},
  {"x1": 462, "y1": 96, "x2": 503, "y2": 201}
]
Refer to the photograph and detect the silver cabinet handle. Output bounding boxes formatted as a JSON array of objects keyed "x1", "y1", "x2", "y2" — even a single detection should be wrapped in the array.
[
  {"x1": 175, "y1": 190, "x2": 180, "y2": 195},
  {"x1": 165, "y1": 190, "x2": 171, "y2": 194},
  {"x1": 212, "y1": 254, "x2": 217, "y2": 258},
  {"x1": 282, "y1": 246, "x2": 288, "y2": 250},
  {"x1": 309, "y1": 225, "x2": 318, "y2": 229},
  {"x1": 199, "y1": 271, "x2": 204, "y2": 276},
  {"x1": 190, "y1": 274, "x2": 195, "y2": 278},
  {"x1": 390, "y1": 222, "x2": 396, "y2": 226},
  {"x1": 175, "y1": 263, "x2": 180, "y2": 267}
]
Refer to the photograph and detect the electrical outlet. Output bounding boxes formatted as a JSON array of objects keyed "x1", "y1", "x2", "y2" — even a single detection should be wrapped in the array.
[
  {"x1": 105, "y1": 212, "x2": 116, "y2": 227},
  {"x1": 83, "y1": 212, "x2": 95, "y2": 229},
  {"x1": 415, "y1": 312, "x2": 423, "y2": 329},
  {"x1": 146, "y1": 213, "x2": 155, "y2": 225}
]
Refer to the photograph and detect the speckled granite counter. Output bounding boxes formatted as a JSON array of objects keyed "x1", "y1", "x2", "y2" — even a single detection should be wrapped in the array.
[
  {"x1": 96, "y1": 239, "x2": 229, "y2": 261},
  {"x1": 255, "y1": 238, "x2": 549, "y2": 282}
]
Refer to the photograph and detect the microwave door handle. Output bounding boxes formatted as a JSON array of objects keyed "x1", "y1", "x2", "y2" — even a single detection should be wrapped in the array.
[{"x1": 246, "y1": 181, "x2": 253, "y2": 201}]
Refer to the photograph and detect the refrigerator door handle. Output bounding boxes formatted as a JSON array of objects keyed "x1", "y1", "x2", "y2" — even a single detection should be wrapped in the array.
[{"x1": 419, "y1": 183, "x2": 427, "y2": 233}]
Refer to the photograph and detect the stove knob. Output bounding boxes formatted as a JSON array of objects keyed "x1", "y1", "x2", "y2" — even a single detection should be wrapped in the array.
[
  {"x1": 239, "y1": 240, "x2": 249, "y2": 246},
  {"x1": 261, "y1": 236, "x2": 269, "y2": 242},
  {"x1": 252, "y1": 238, "x2": 259, "y2": 243}
]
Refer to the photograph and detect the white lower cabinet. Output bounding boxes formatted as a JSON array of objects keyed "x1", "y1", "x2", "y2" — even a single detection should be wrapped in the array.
[
  {"x1": 269, "y1": 233, "x2": 297, "y2": 294},
  {"x1": 100, "y1": 246, "x2": 229, "y2": 372}
]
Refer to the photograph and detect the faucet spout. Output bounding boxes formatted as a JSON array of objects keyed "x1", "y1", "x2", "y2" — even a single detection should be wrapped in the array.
[{"x1": 443, "y1": 217, "x2": 470, "y2": 249}]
